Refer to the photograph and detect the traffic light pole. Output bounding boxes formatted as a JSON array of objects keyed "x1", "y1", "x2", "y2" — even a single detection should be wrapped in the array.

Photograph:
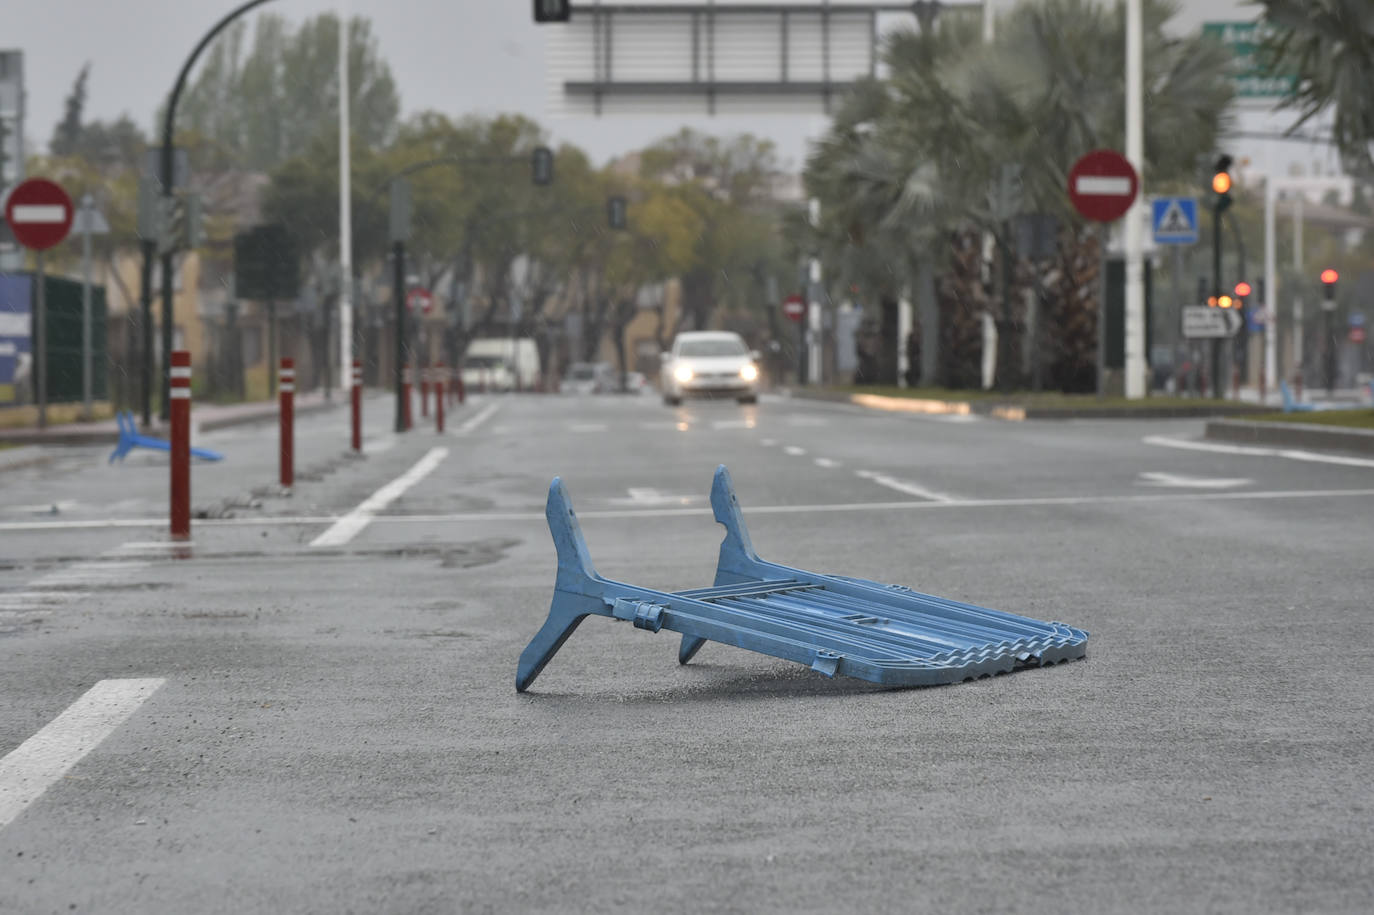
[
  {"x1": 394, "y1": 239, "x2": 407, "y2": 433},
  {"x1": 1324, "y1": 306, "x2": 1336, "y2": 395},
  {"x1": 146, "y1": 0, "x2": 280, "y2": 421},
  {"x1": 1211, "y1": 206, "x2": 1224, "y2": 398}
]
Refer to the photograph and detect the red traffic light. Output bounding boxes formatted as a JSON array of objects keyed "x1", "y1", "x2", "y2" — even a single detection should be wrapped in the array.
[
  {"x1": 1320, "y1": 268, "x2": 1339, "y2": 285},
  {"x1": 1234, "y1": 281, "x2": 1252, "y2": 298}
]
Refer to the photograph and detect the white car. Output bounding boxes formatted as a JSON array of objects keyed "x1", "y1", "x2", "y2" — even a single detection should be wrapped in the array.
[
  {"x1": 659, "y1": 331, "x2": 760, "y2": 406},
  {"x1": 461, "y1": 355, "x2": 515, "y2": 392}
]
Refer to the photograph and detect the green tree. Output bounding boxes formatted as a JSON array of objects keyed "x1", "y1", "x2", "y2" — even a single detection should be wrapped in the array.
[
  {"x1": 176, "y1": 12, "x2": 400, "y2": 171},
  {"x1": 49, "y1": 64, "x2": 89, "y2": 157},
  {"x1": 1257, "y1": 0, "x2": 1374, "y2": 174}
]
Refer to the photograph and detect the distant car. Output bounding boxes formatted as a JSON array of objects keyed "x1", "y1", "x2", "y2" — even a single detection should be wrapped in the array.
[
  {"x1": 461, "y1": 355, "x2": 515, "y2": 392},
  {"x1": 659, "y1": 331, "x2": 760, "y2": 406},
  {"x1": 563, "y1": 362, "x2": 616, "y2": 394}
]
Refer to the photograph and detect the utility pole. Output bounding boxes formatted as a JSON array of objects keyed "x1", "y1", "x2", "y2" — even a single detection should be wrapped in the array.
[
  {"x1": 338, "y1": 1, "x2": 354, "y2": 394},
  {"x1": 1123, "y1": 0, "x2": 1146, "y2": 399}
]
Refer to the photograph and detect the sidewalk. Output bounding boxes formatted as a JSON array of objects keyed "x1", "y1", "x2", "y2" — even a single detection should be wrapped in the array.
[{"x1": 0, "y1": 390, "x2": 346, "y2": 447}]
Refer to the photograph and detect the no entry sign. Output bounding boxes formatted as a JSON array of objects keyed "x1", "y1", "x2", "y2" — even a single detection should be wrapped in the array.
[
  {"x1": 1068, "y1": 150, "x2": 1138, "y2": 223},
  {"x1": 4, "y1": 178, "x2": 74, "y2": 250},
  {"x1": 782, "y1": 294, "x2": 805, "y2": 323}
]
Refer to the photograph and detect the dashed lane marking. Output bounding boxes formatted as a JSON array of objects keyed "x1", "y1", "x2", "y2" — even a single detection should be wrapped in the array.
[
  {"x1": 0, "y1": 679, "x2": 165, "y2": 831},
  {"x1": 454, "y1": 404, "x2": 499, "y2": 434},
  {"x1": 1137, "y1": 471, "x2": 1253, "y2": 489},
  {"x1": 783, "y1": 446, "x2": 807, "y2": 456},
  {"x1": 310, "y1": 446, "x2": 450, "y2": 547},
  {"x1": 814, "y1": 457, "x2": 841, "y2": 469}
]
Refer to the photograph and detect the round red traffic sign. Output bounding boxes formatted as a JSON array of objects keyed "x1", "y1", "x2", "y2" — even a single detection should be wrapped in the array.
[
  {"x1": 782, "y1": 295, "x2": 806, "y2": 323},
  {"x1": 406, "y1": 287, "x2": 434, "y2": 315},
  {"x1": 3, "y1": 178, "x2": 74, "y2": 251},
  {"x1": 1067, "y1": 149, "x2": 1139, "y2": 223}
]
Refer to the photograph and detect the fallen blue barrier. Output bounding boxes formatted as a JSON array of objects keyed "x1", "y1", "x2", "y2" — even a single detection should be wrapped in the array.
[
  {"x1": 516, "y1": 465, "x2": 1088, "y2": 692},
  {"x1": 109, "y1": 411, "x2": 224, "y2": 464}
]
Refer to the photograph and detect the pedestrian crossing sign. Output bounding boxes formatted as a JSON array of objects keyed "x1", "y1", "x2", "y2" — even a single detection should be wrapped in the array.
[{"x1": 1152, "y1": 196, "x2": 1199, "y2": 244}]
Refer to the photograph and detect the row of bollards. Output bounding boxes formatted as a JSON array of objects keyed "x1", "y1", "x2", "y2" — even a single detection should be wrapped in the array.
[{"x1": 168, "y1": 355, "x2": 466, "y2": 543}]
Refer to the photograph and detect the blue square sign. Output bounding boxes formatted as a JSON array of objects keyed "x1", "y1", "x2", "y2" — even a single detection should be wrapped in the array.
[{"x1": 1152, "y1": 197, "x2": 1199, "y2": 244}]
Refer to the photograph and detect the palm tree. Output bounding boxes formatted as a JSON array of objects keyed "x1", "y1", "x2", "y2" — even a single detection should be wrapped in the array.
[
  {"x1": 1257, "y1": 0, "x2": 1374, "y2": 174},
  {"x1": 805, "y1": 0, "x2": 1235, "y2": 390}
]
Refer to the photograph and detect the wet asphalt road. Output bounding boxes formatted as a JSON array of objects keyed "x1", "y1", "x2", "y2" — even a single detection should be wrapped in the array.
[{"x1": 1, "y1": 391, "x2": 1372, "y2": 913}]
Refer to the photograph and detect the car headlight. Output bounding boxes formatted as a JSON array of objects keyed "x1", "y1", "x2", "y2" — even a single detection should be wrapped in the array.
[
  {"x1": 673, "y1": 365, "x2": 694, "y2": 383},
  {"x1": 739, "y1": 364, "x2": 759, "y2": 382}
]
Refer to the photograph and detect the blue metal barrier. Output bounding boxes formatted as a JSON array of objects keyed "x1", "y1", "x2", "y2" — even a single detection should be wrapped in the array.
[
  {"x1": 109, "y1": 411, "x2": 224, "y2": 464},
  {"x1": 516, "y1": 465, "x2": 1088, "y2": 692},
  {"x1": 1279, "y1": 381, "x2": 1316, "y2": 413}
]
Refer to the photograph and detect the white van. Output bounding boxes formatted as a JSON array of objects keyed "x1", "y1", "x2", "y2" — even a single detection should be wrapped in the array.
[{"x1": 464, "y1": 338, "x2": 540, "y2": 391}]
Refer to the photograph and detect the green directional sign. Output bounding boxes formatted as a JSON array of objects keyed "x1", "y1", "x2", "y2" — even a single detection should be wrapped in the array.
[{"x1": 1201, "y1": 21, "x2": 1295, "y2": 99}]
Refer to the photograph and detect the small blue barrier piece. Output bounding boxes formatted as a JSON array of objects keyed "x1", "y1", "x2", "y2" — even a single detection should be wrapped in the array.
[
  {"x1": 109, "y1": 411, "x2": 224, "y2": 463},
  {"x1": 1279, "y1": 381, "x2": 1316, "y2": 413},
  {"x1": 516, "y1": 465, "x2": 1088, "y2": 693}
]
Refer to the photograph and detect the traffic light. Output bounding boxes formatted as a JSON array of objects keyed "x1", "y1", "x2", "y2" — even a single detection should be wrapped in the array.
[
  {"x1": 1233, "y1": 281, "x2": 1251, "y2": 299},
  {"x1": 1217, "y1": 294, "x2": 1234, "y2": 309},
  {"x1": 531, "y1": 145, "x2": 553, "y2": 186},
  {"x1": 533, "y1": 0, "x2": 571, "y2": 22},
  {"x1": 1320, "y1": 268, "x2": 1338, "y2": 309},
  {"x1": 607, "y1": 195, "x2": 627, "y2": 230},
  {"x1": 1211, "y1": 154, "x2": 1233, "y2": 215}
]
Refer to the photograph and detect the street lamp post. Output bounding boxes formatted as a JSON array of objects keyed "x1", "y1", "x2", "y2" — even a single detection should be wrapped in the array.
[{"x1": 143, "y1": 0, "x2": 278, "y2": 423}]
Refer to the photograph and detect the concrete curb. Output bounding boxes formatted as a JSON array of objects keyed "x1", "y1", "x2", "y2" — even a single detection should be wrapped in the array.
[
  {"x1": 790, "y1": 389, "x2": 1274, "y2": 421},
  {"x1": 1205, "y1": 419, "x2": 1374, "y2": 455}
]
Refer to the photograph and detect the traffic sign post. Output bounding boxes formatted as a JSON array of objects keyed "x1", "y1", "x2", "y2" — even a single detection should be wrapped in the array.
[
  {"x1": 1182, "y1": 305, "x2": 1242, "y2": 339},
  {"x1": 1067, "y1": 150, "x2": 1138, "y2": 398},
  {"x1": 4, "y1": 178, "x2": 75, "y2": 429},
  {"x1": 1151, "y1": 197, "x2": 1199, "y2": 245},
  {"x1": 1068, "y1": 150, "x2": 1139, "y2": 223}
]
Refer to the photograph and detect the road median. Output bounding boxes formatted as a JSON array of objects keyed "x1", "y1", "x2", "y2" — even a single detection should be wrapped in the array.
[{"x1": 793, "y1": 386, "x2": 1272, "y2": 421}]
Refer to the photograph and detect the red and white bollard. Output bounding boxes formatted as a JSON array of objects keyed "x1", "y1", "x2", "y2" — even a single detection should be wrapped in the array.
[
  {"x1": 351, "y1": 358, "x2": 363, "y2": 453},
  {"x1": 435, "y1": 364, "x2": 445, "y2": 433},
  {"x1": 402, "y1": 365, "x2": 414, "y2": 431},
  {"x1": 170, "y1": 350, "x2": 192, "y2": 541},
  {"x1": 279, "y1": 357, "x2": 294, "y2": 489}
]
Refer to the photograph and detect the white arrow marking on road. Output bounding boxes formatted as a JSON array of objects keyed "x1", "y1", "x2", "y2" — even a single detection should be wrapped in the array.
[
  {"x1": 1137, "y1": 471, "x2": 1253, "y2": 489},
  {"x1": 1143, "y1": 435, "x2": 1374, "y2": 469},
  {"x1": 855, "y1": 470, "x2": 954, "y2": 503},
  {"x1": 609, "y1": 488, "x2": 701, "y2": 507},
  {"x1": 0, "y1": 678, "x2": 165, "y2": 830},
  {"x1": 10, "y1": 204, "x2": 68, "y2": 223}
]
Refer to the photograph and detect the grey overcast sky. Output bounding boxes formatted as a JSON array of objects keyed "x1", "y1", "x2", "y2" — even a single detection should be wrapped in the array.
[
  {"x1": 10, "y1": 0, "x2": 837, "y2": 171},
  {"x1": 11, "y1": 0, "x2": 1267, "y2": 174}
]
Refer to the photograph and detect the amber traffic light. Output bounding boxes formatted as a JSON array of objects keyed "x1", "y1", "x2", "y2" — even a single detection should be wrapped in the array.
[{"x1": 1212, "y1": 172, "x2": 1232, "y2": 194}]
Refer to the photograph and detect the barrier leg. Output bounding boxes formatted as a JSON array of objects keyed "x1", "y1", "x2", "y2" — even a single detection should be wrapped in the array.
[
  {"x1": 170, "y1": 351, "x2": 191, "y2": 540},
  {"x1": 280, "y1": 358, "x2": 294, "y2": 489}
]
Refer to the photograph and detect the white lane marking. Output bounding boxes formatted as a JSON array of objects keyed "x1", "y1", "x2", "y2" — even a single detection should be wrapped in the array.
[
  {"x1": 609, "y1": 488, "x2": 701, "y2": 507},
  {"x1": 1144, "y1": 435, "x2": 1374, "y2": 468},
  {"x1": 814, "y1": 457, "x2": 840, "y2": 469},
  {"x1": 784, "y1": 416, "x2": 828, "y2": 427},
  {"x1": 1137, "y1": 471, "x2": 1253, "y2": 489},
  {"x1": 310, "y1": 447, "x2": 449, "y2": 547},
  {"x1": 8, "y1": 487, "x2": 1374, "y2": 534},
  {"x1": 712, "y1": 419, "x2": 756, "y2": 430},
  {"x1": 569, "y1": 423, "x2": 608, "y2": 433},
  {"x1": 760, "y1": 438, "x2": 777, "y2": 447},
  {"x1": 0, "y1": 678, "x2": 165, "y2": 831},
  {"x1": 855, "y1": 470, "x2": 955, "y2": 503},
  {"x1": 929, "y1": 414, "x2": 981, "y2": 424},
  {"x1": 783, "y1": 445, "x2": 807, "y2": 456},
  {"x1": 638, "y1": 421, "x2": 679, "y2": 431},
  {"x1": 455, "y1": 404, "x2": 499, "y2": 434}
]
